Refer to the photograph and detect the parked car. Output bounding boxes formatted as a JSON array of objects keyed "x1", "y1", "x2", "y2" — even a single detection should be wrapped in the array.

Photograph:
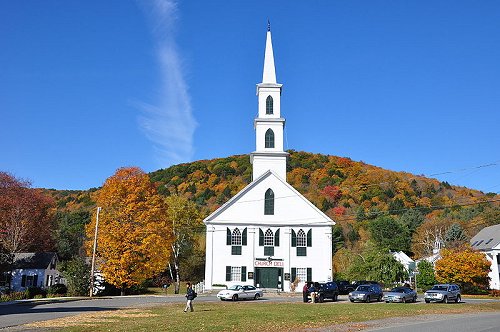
[
  {"x1": 336, "y1": 280, "x2": 355, "y2": 295},
  {"x1": 383, "y1": 286, "x2": 417, "y2": 303},
  {"x1": 217, "y1": 285, "x2": 263, "y2": 301},
  {"x1": 315, "y1": 282, "x2": 340, "y2": 302},
  {"x1": 349, "y1": 284, "x2": 384, "y2": 303},
  {"x1": 424, "y1": 284, "x2": 461, "y2": 303},
  {"x1": 352, "y1": 280, "x2": 379, "y2": 289}
]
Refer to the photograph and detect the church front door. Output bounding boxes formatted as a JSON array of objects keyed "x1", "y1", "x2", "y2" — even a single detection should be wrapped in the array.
[{"x1": 255, "y1": 267, "x2": 283, "y2": 290}]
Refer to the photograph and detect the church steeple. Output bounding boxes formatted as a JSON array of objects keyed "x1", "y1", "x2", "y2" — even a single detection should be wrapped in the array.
[
  {"x1": 262, "y1": 22, "x2": 277, "y2": 84},
  {"x1": 250, "y1": 24, "x2": 288, "y2": 181}
]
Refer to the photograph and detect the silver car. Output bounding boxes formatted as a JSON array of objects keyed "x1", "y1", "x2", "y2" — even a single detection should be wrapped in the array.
[
  {"x1": 424, "y1": 284, "x2": 461, "y2": 303},
  {"x1": 217, "y1": 285, "x2": 263, "y2": 301},
  {"x1": 383, "y1": 286, "x2": 417, "y2": 303},
  {"x1": 348, "y1": 284, "x2": 383, "y2": 303}
]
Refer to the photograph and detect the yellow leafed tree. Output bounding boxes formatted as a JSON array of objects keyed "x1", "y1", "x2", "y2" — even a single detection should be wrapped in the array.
[{"x1": 86, "y1": 167, "x2": 173, "y2": 295}]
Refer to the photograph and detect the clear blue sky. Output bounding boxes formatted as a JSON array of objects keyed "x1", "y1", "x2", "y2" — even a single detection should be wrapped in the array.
[{"x1": 1, "y1": 0, "x2": 499, "y2": 193}]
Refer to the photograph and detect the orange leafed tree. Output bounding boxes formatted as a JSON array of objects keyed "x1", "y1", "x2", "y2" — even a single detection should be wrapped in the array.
[
  {"x1": 435, "y1": 246, "x2": 491, "y2": 292},
  {"x1": 86, "y1": 167, "x2": 173, "y2": 295}
]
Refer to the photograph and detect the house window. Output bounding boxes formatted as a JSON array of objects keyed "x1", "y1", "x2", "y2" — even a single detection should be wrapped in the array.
[
  {"x1": 21, "y1": 275, "x2": 38, "y2": 288},
  {"x1": 265, "y1": 129, "x2": 275, "y2": 148},
  {"x1": 231, "y1": 267, "x2": 242, "y2": 281},
  {"x1": 226, "y1": 266, "x2": 247, "y2": 282},
  {"x1": 297, "y1": 229, "x2": 307, "y2": 256},
  {"x1": 264, "y1": 189, "x2": 274, "y2": 215},
  {"x1": 296, "y1": 268, "x2": 307, "y2": 283},
  {"x1": 266, "y1": 95, "x2": 273, "y2": 114},
  {"x1": 264, "y1": 229, "x2": 274, "y2": 246},
  {"x1": 231, "y1": 228, "x2": 242, "y2": 255}
]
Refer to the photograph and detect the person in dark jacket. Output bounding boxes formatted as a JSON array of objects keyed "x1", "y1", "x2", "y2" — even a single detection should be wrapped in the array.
[
  {"x1": 302, "y1": 282, "x2": 310, "y2": 303},
  {"x1": 184, "y1": 282, "x2": 195, "y2": 312}
]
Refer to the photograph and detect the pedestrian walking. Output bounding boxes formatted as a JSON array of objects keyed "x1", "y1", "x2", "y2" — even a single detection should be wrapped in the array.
[{"x1": 184, "y1": 282, "x2": 196, "y2": 312}]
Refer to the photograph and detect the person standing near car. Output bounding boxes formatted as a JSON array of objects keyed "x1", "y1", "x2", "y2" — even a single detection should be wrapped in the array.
[
  {"x1": 308, "y1": 283, "x2": 317, "y2": 303},
  {"x1": 302, "y1": 282, "x2": 309, "y2": 303},
  {"x1": 184, "y1": 282, "x2": 195, "y2": 312}
]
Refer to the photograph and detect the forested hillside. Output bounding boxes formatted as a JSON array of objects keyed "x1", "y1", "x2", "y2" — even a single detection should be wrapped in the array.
[{"x1": 43, "y1": 150, "x2": 499, "y2": 279}]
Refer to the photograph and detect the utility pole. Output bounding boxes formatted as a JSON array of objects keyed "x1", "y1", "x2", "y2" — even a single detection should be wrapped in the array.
[{"x1": 89, "y1": 206, "x2": 101, "y2": 297}]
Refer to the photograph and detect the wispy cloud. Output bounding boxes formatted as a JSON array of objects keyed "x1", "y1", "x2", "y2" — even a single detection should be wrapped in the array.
[{"x1": 138, "y1": 0, "x2": 197, "y2": 165}]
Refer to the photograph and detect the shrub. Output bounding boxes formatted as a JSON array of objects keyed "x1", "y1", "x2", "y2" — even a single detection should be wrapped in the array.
[
  {"x1": 489, "y1": 289, "x2": 500, "y2": 297},
  {"x1": 47, "y1": 283, "x2": 67, "y2": 296},
  {"x1": 24, "y1": 287, "x2": 46, "y2": 299}
]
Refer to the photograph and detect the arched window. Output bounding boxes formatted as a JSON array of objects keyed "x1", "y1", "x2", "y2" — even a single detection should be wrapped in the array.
[
  {"x1": 264, "y1": 188, "x2": 274, "y2": 215},
  {"x1": 231, "y1": 228, "x2": 242, "y2": 246},
  {"x1": 265, "y1": 129, "x2": 275, "y2": 148},
  {"x1": 264, "y1": 229, "x2": 274, "y2": 246},
  {"x1": 266, "y1": 95, "x2": 273, "y2": 114},
  {"x1": 297, "y1": 229, "x2": 306, "y2": 247}
]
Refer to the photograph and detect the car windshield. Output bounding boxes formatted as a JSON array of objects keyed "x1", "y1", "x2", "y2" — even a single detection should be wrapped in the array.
[
  {"x1": 431, "y1": 285, "x2": 448, "y2": 291},
  {"x1": 227, "y1": 285, "x2": 241, "y2": 291},
  {"x1": 357, "y1": 286, "x2": 370, "y2": 292},
  {"x1": 390, "y1": 287, "x2": 406, "y2": 293}
]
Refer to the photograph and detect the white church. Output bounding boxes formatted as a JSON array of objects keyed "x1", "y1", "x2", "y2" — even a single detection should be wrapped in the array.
[{"x1": 204, "y1": 26, "x2": 334, "y2": 292}]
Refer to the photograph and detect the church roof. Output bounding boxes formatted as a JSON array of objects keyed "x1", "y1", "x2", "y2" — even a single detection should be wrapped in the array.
[
  {"x1": 470, "y1": 224, "x2": 500, "y2": 251},
  {"x1": 262, "y1": 27, "x2": 277, "y2": 84},
  {"x1": 204, "y1": 170, "x2": 334, "y2": 226}
]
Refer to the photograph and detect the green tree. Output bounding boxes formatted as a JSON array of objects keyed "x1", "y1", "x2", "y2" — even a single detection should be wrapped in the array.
[
  {"x1": 368, "y1": 216, "x2": 410, "y2": 252},
  {"x1": 165, "y1": 195, "x2": 202, "y2": 294},
  {"x1": 399, "y1": 209, "x2": 425, "y2": 234},
  {"x1": 54, "y1": 210, "x2": 90, "y2": 261},
  {"x1": 347, "y1": 249, "x2": 408, "y2": 285},
  {"x1": 415, "y1": 260, "x2": 436, "y2": 291},
  {"x1": 60, "y1": 256, "x2": 90, "y2": 296},
  {"x1": 444, "y1": 223, "x2": 468, "y2": 248}
]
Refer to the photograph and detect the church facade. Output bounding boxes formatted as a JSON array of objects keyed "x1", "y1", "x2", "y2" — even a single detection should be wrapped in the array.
[{"x1": 204, "y1": 26, "x2": 334, "y2": 292}]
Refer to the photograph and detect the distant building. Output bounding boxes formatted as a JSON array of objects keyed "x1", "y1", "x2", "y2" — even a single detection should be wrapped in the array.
[
  {"x1": 8, "y1": 252, "x2": 64, "y2": 291},
  {"x1": 470, "y1": 224, "x2": 500, "y2": 290},
  {"x1": 204, "y1": 26, "x2": 334, "y2": 292},
  {"x1": 391, "y1": 251, "x2": 415, "y2": 272}
]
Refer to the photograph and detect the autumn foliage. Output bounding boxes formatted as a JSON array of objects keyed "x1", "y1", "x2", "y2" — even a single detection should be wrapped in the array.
[
  {"x1": 0, "y1": 172, "x2": 55, "y2": 253},
  {"x1": 435, "y1": 246, "x2": 491, "y2": 292},
  {"x1": 86, "y1": 167, "x2": 173, "y2": 293}
]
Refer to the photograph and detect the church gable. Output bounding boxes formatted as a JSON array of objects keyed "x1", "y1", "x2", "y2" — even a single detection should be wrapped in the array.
[{"x1": 204, "y1": 171, "x2": 333, "y2": 226}]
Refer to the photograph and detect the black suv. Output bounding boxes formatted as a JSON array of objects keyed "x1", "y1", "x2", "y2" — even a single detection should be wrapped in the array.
[
  {"x1": 314, "y1": 281, "x2": 340, "y2": 302},
  {"x1": 336, "y1": 280, "x2": 355, "y2": 295}
]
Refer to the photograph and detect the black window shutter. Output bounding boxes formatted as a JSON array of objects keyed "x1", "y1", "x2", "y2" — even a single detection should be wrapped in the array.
[
  {"x1": 259, "y1": 228, "x2": 264, "y2": 246},
  {"x1": 33, "y1": 275, "x2": 38, "y2": 287},
  {"x1": 291, "y1": 268, "x2": 296, "y2": 283},
  {"x1": 226, "y1": 228, "x2": 231, "y2": 245},
  {"x1": 226, "y1": 266, "x2": 231, "y2": 281},
  {"x1": 242, "y1": 228, "x2": 247, "y2": 246},
  {"x1": 241, "y1": 266, "x2": 247, "y2": 282},
  {"x1": 21, "y1": 275, "x2": 26, "y2": 287},
  {"x1": 291, "y1": 229, "x2": 297, "y2": 247},
  {"x1": 274, "y1": 229, "x2": 280, "y2": 247},
  {"x1": 307, "y1": 229, "x2": 312, "y2": 247},
  {"x1": 307, "y1": 268, "x2": 312, "y2": 282}
]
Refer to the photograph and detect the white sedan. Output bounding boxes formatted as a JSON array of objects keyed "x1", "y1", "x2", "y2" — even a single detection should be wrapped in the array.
[{"x1": 217, "y1": 285, "x2": 264, "y2": 301}]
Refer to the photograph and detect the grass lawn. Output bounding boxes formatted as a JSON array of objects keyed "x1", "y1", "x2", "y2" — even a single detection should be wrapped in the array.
[{"x1": 26, "y1": 300, "x2": 500, "y2": 332}]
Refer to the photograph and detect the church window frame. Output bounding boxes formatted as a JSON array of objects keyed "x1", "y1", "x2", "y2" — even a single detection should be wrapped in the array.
[
  {"x1": 265, "y1": 129, "x2": 275, "y2": 148},
  {"x1": 266, "y1": 95, "x2": 273, "y2": 114},
  {"x1": 231, "y1": 228, "x2": 242, "y2": 255},
  {"x1": 230, "y1": 266, "x2": 241, "y2": 282},
  {"x1": 264, "y1": 188, "x2": 274, "y2": 215},
  {"x1": 296, "y1": 229, "x2": 307, "y2": 256},
  {"x1": 264, "y1": 228, "x2": 274, "y2": 256}
]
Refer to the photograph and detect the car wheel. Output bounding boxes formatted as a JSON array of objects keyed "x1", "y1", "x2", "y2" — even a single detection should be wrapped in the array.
[
  {"x1": 413, "y1": 295, "x2": 417, "y2": 303},
  {"x1": 254, "y1": 293, "x2": 260, "y2": 300},
  {"x1": 443, "y1": 295, "x2": 449, "y2": 303},
  {"x1": 232, "y1": 294, "x2": 238, "y2": 301},
  {"x1": 425, "y1": 299, "x2": 430, "y2": 303},
  {"x1": 378, "y1": 296, "x2": 382, "y2": 302},
  {"x1": 402, "y1": 297, "x2": 407, "y2": 303},
  {"x1": 365, "y1": 296, "x2": 371, "y2": 303},
  {"x1": 456, "y1": 295, "x2": 461, "y2": 303},
  {"x1": 350, "y1": 299, "x2": 354, "y2": 302},
  {"x1": 220, "y1": 298, "x2": 225, "y2": 301},
  {"x1": 333, "y1": 294, "x2": 338, "y2": 302}
]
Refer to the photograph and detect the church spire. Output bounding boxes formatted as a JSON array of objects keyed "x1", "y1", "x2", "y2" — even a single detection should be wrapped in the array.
[{"x1": 262, "y1": 23, "x2": 277, "y2": 84}]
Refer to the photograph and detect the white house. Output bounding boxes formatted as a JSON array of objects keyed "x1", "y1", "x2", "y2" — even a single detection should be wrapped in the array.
[
  {"x1": 9, "y1": 252, "x2": 64, "y2": 291},
  {"x1": 470, "y1": 224, "x2": 500, "y2": 290},
  {"x1": 204, "y1": 25, "x2": 334, "y2": 292},
  {"x1": 391, "y1": 251, "x2": 415, "y2": 272}
]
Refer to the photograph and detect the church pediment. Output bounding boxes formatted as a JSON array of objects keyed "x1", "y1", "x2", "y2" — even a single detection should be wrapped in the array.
[{"x1": 204, "y1": 170, "x2": 334, "y2": 226}]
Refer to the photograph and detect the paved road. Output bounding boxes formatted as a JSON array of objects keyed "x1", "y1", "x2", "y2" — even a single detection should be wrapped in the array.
[
  {"x1": 0, "y1": 294, "x2": 498, "y2": 330},
  {"x1": 364, "y1": 311, "x2": 500, "y2": 332}
]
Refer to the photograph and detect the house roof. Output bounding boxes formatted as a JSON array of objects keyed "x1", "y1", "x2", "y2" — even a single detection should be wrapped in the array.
[
  {"x1": 204, "y1": 170, "x2": 334, "y2": 226},
  {"x1": 470, "y1": 224, "x2": 500, "y2": 251},
  {"x1": 13, "y1": 252, "x2": 57, "y2": 270}
]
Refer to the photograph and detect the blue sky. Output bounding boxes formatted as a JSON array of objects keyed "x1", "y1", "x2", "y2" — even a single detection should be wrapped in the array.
[{"x1": 1, "y1": 0, "x2": 499, "y2": 193}]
